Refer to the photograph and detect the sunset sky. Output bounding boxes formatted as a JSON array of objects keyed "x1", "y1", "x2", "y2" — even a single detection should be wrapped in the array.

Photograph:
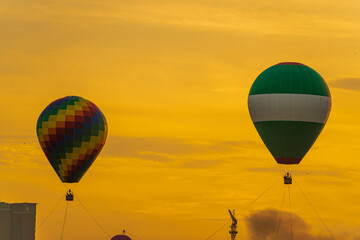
[{"x1": 1, "y1": 0, "x2": 360, "y2": 239}]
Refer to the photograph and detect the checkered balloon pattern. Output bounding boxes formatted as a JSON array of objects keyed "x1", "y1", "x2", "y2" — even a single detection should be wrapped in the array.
[{"x1": 37, "y1": 96, "x2": 108, "y2": 183}]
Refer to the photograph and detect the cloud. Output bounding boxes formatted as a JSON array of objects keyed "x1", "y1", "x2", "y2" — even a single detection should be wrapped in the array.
[
  {"x1": 130, "y1": 201, "x2": 201, "y2": 216},
  {"x1": 245, "y1": 208, "x2": 358, "y2": 240},
  {"x1": 105, "y1": 136, "x2": 260, "y2": 156},
  {"x1": 0, "y1": 135, "x2": 48, "y2": 169},
  {"x1": 0, "y1": 134, "x2": 261, "y2": 172},
  {"x1": 102, "y1": 136, "x2": 260, "y2": 167},
  {"x1": 329, "y1": 78, "x2": 360, "y2": 91}
]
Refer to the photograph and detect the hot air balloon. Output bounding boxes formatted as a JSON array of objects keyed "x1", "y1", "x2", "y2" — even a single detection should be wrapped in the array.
[
  {"x1": 248, "y1": 62, "x2": 331, "y2": 183},
  {"x1": 111, "y1": 235, "x2": 132, "y2": 240},
  {"x1": 111, "y1": 230, "x2": 132, "y2": 240},
  {"x1": 37, "y1": 96, "x2": 107, "y2": 199}
]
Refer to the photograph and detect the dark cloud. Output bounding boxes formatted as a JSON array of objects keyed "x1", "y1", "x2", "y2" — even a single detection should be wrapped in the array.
[
  {"x1": 329, "y1": 78, "x2": 360, "y2": 91},
  {"x1": 245, "y1": 209, "x2": 358, "y2": 240}
]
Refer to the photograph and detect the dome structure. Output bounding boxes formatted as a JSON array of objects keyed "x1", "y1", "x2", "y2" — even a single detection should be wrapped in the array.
[{"x1": 111, "y1": 235, "x2": 132, "y2": 240}]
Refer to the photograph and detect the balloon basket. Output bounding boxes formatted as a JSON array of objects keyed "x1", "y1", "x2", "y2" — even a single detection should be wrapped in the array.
[
  {"x1": 283, "y1": 172, "x2": 292, "y2": 185},
  {"x1": 66, "y1": 189, "x2": 74, "y2": 201}
]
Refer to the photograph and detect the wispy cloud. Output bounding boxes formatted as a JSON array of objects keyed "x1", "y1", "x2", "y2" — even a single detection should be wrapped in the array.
[
  {"x1": 105, "y1": 136, "x2": 260, "y2": 156},
  {"x1": 329, "y1": 78, "x2": 360, "y2": 91},
  {"x1": 2, "y1": 0, "x2": 360, "y2": 38},
  {"x1": 0, "y1": 135, "x2": 47, "y2": 169},
  {"x1": 0, "y1": 134, "x2": 261, "y2": 172},
  {"x1": 102, "y1": 136, "x2": 261, "y2": 168},
  {"x1": 130, "y1": 201, "x2": 201, "y2": 216}
]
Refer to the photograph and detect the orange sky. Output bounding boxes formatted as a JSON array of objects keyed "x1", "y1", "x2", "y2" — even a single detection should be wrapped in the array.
[{"x1": 1, "y1": 0, "x2": 360, "y2": 239}]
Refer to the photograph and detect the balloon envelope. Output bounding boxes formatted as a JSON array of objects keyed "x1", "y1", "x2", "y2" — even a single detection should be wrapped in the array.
[
  {"x1": 37, "y1": 96, "x2": 107, "y2": 183},
  {"x1": 248, "y1": 62, "x2": 331, "y2": 164},
  {"x1": 111, "y1": 235, "x2": 132, "y2": 240}
]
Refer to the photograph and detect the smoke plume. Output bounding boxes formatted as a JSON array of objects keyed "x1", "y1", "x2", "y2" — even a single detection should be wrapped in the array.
[{"x1": 245, "y1": 208, "x2": 358, "y2": 240}]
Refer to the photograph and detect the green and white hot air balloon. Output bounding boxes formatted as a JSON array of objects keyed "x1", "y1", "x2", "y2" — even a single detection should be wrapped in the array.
[{"x1": 248, "y1": 62, "x2": 331, "y2": 167}]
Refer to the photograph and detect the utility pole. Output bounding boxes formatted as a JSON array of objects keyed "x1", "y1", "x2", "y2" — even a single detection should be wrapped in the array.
[{"x1": 228, "y1": 209, "x2": 238, "y2": 240}]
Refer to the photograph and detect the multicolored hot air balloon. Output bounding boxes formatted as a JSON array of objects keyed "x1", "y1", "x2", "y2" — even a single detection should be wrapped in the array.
[
  {"x1": 37, "y1": 96, "x2": 107, "y2": 184},
  {"x1": 248, "y1": 62, "x2": 331, "y2": 168}
]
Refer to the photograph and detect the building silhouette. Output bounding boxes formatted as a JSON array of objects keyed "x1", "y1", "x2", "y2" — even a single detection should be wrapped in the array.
[{"x1": 0, "y1": 202, "x2": 37, "y2": 240}]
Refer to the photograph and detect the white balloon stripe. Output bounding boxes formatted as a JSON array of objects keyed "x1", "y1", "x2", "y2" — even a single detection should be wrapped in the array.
[{"x1": 248, "y1": 94, "x2": 331, "y2": 123}]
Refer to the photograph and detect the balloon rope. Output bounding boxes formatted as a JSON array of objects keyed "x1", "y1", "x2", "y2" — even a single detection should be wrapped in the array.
[
  {"x1": 243, "y1": 176, "x2": 282, "y2": 211},
  {"x1": 294, "y1": 179, "x2": 335, "y2": 240},
  {"x1": 290, "y1": 163, "x2": 302, "y2": 175},
  {"x1": 288, "y1": 185, "x2": 293, "y2": 240},
  {"x1": 24, "y1": 193, "x2": 65, "y2": 240},
  {"x1": 205, "y1": 176, "x2": 282, "y2": 240},
  {"x1": 276, "y1": 163, "x2": 287, "y2": 175},
  {"x1": 60, "y1": 202, "x2": 69, "y2": 240},
  {"x1": 275, "y1": 185, "x2": 286, "y2": 240},
  {"x1": 205, "y1": 222, "x2": 231, "y2": 240},
  {"x1": 127, "y1": 231, "x2": 145, "y2": 240},
  {"x1": 77, "y1": 196, "x2": 111, "y2": 238},
  {"x1": 39, "y1": 193, "x2": 66, "y2": 229}
]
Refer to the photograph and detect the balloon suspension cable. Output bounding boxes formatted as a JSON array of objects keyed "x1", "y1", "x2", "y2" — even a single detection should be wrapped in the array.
[
  {"x1": 127, "y1": 231, "x2": 145, "y2": 240},
  {"x1": 62, "y1": 182, "x2": 79, "y2": 191},
  {"x1": 275, "y1": 185, "x2": 287, "y2": 240},
  {"x1": 289, "y1": 163, "x2": 302, "y2": 175},
  {"x1": 276, "y1": 163, "x2": 287, "y2": 175},
  {"x1": 24, "y1": 193, "x2": 66, "y2": 240},
  {"x1": 288, "y1": 185, "x2": 293, "y2": 240},
  {"x1": 244, "y1": 176, "x2": 283, "y2": 211},
  {"x1": 294, "y1": 179, "x2": 335, "y2": 240},
  {"x1": 60, "y1": 202, "x2": 69, "y2": 240},
  {"x1": 205, "y1": 222, "x2": 231, "y2": 240},
  {"x1": 205, "y1": 176, "x2": 282, "y2": 240},
  {"x1": 77, "y1": 196, "x2": 111, "y2": 238}
]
